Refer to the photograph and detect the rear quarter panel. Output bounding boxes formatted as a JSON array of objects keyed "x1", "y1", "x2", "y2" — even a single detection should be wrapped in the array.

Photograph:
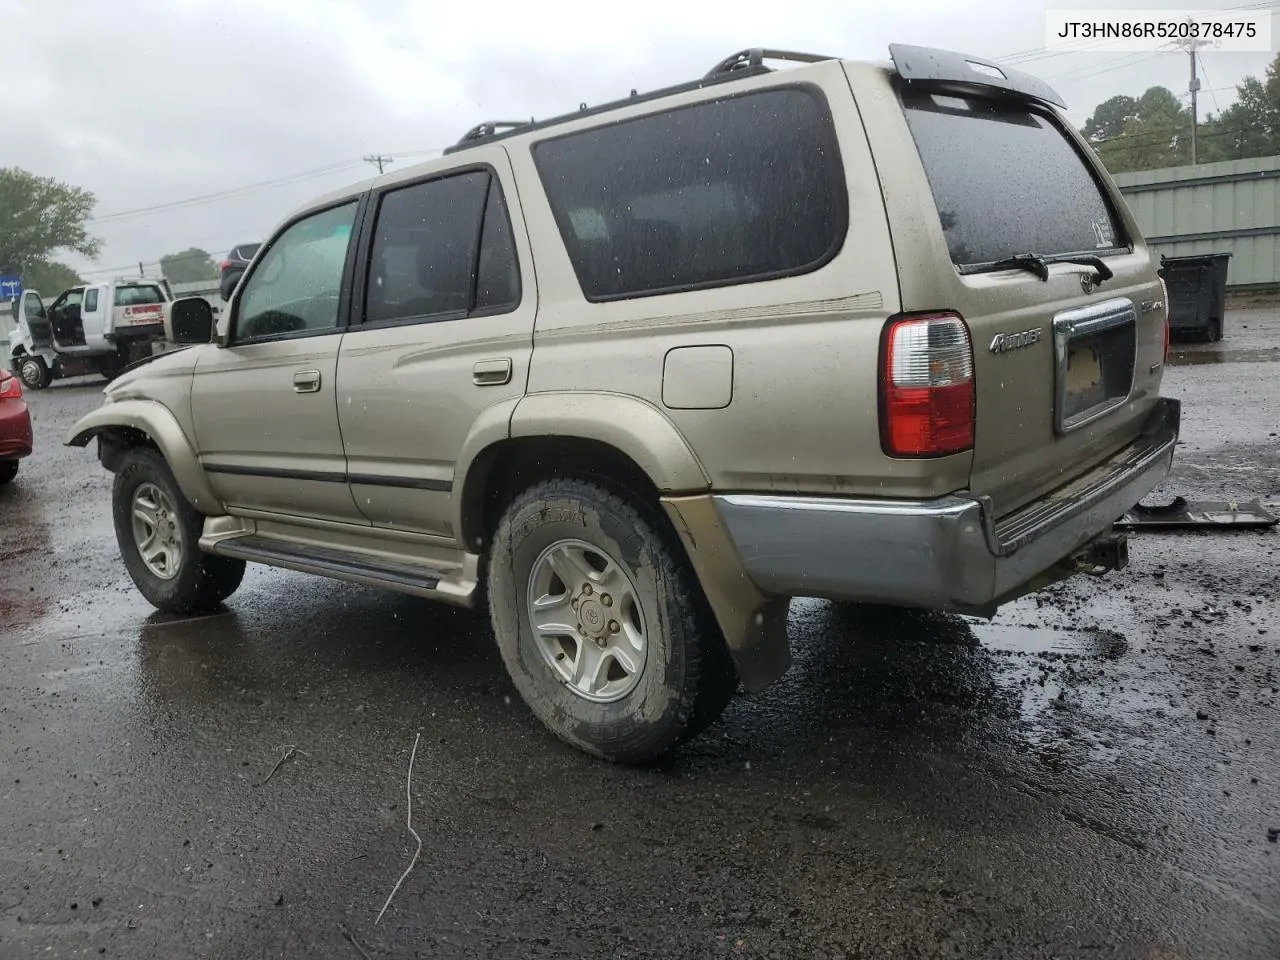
[{"x1": 507, "y1": 62, "x2": 972, "y2": 499}]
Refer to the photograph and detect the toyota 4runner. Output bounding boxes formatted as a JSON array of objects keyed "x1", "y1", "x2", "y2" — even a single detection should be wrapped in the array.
[{"x1": 69, "y1": 45, "x2": 1180, "y2": 762}]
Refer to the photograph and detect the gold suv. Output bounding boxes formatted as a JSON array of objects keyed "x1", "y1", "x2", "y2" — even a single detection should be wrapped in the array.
[{"x1": 70, "y1": 46, "x2": 1180, "y2": 762}]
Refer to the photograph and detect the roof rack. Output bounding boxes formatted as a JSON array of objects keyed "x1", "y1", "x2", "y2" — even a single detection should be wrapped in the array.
[
  {"x1": 703, "y1": 48, "x2": 834, "y2": 78},
  {"x1": 442, "y1": 48, "x2": 834, "y2": 155},
  {"x1": 454, "y1": 120, "x2": 534, "y2": 147}
]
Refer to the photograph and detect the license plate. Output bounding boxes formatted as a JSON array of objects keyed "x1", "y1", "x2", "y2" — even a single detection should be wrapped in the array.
[
  {"x1": 1053, "y1": 299, "x2": 1137, "y2": 434},
  {"x1": 1066, "y1": 342, "x2": 1103, "y2": 395}
]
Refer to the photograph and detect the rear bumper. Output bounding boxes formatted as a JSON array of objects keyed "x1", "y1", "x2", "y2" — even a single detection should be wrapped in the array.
[
  {"x1": 714, "y1": 398, "x2": 1180, "y2": 612},
  {"x1": 0, "y1": 400, "x2": 33, "y2": 460}
]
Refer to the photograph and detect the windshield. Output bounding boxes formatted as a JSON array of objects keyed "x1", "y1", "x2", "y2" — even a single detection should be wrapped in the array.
[{"x1": 900, "y1": 90, "x2": 1126, "y2": 267}]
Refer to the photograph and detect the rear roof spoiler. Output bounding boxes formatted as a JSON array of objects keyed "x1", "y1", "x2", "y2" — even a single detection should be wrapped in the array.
[{"x1": 889, "y1": 43, "x2": 1067, "y2": 109}]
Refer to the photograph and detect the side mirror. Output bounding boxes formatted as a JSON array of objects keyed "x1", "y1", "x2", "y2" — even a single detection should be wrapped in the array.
[{"x1": 164, "y1": 297, "x2": 215, "y2": 344}]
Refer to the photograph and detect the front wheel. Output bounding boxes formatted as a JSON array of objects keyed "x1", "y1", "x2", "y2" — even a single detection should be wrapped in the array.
[
  {"x1": 487, "y1": 479, "x2": 737, "y2": 763},
  {"x1": 112, "y1": 447, "x2": 246, "y2": 614},
  {"x1": 17, "y1": 356, "x2": 50, "y2": 390}
]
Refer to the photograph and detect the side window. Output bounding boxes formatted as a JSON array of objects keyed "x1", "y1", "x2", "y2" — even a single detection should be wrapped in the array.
[
  {"x1": 364, "y1": 172, "x2": 488, "y2": 325},
  {"x1": 475, "y1": 180, "x2": 521, "y2": 313},
  {"x1": 533, "y1": 86, "x2": 847, "y2": 301},
  {"x1": 23, "y1": 293, "x2": 44, "y2": 319},
  {"x1": 236, "y1": 201, "x2": 359, "y2": 342},
  {"x1": 83, "y1": 289, "x2": 99, "y2": 312}
]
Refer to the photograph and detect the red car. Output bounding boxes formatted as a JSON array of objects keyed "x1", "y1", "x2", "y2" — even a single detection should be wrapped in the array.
[{"x1": 0, "y1": 367, "x2": 33, "y2": 485}]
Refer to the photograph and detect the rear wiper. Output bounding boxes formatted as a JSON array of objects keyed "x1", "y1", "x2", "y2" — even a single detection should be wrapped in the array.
[
  {"x1": 979, "y1": 253, "x2": 1114, "y2": 284},
  {"x1": 983, "y1": 253, "x2": 1050, "y2": 281}
]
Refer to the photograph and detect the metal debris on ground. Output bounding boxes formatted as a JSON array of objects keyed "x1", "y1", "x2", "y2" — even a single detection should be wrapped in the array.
[
  {"x1": 375, "y1": 732, "x2": 423, "y2": 924},
  {"x1": 339, "y1": 921, "x2": 374, "y2": 959},
  {"x1": 1115, "y1": 497, "x2": 1279, "y2": 531}
]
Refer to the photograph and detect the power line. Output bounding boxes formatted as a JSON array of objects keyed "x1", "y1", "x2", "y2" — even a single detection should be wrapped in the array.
[
  {"x1": 363, "y1": 155, "x2": 394, "y2": 175},
  {"x1": 87, "y1": 159, "x2": 369, "y2": 225}
]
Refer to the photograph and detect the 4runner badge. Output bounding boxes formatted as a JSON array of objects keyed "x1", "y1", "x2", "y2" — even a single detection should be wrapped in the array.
[{"x1": 989, "y1": 328, "x2": 1042, "y2": 354}]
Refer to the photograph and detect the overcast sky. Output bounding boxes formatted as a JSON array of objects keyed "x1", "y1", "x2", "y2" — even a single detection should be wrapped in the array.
[{"x1": 5, "y1": 0, "x2": 1277, "y2": 281}]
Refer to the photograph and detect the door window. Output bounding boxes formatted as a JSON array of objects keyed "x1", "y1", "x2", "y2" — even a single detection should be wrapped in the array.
[
  {"x1": 83, "y1": 288, "x2": 99, "y2": 312},
  {"x1": 363, "y1": 170, "x2": 521, "y2": 325},
  {"x1": 235, "y1": 201, "x2": 359, "y2": 341}
]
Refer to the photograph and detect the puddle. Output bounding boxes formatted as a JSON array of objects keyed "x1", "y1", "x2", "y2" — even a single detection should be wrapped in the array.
[
  {"x1": 1168, "y1": 347, "x2": 1280, "y2": 366},
  {"x1": 969, "y1": 621, "x2": 1127, "y2": 660}
]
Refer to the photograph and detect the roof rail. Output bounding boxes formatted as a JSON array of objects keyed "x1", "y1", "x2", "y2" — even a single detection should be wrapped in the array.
[
  {"x1": 704, "y1": 48, "x2": 834, "y2": 78},
  {"x1": 441, "y1": 49, "x2": 833, "y2": 156},
  {"x1": 454, "y1": 120, "x2": 534, "y2": 147}
]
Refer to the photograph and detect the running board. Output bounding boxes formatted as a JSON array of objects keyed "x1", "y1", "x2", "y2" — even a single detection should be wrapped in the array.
[{"x1": 207, "y1": 535, "x2": 478, "y2": 606}]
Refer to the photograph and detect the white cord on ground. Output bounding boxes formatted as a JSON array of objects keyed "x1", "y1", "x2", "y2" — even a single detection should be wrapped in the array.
[{"x1": 375, "y1": 732, "x2": 422, "y2": 925}]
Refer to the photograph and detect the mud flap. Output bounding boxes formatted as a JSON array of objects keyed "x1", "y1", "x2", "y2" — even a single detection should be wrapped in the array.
[{"x1": 1115, "y1": 497, "x2": 1278, "y2": 531}]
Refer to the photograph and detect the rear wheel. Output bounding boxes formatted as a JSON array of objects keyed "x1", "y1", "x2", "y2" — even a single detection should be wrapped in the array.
[
  {"x1": 1208, "y1": 317, "x2": 1223, "y2": 342},
  {"x1": 487, "y1": 478, "x2": 737, "y2": 763},
  {"x1": 0, "y1": 461, "x2": 18, "y2": 485},
  {"x1": 17, "y1": 356, "x2": 50, "y2": 390},
  {"x1": 112, "y1": 448, "x2": 246, "y2": 614}
]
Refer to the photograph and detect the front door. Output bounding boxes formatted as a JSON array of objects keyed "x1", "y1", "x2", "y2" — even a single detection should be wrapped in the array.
[
  {"x1": 21, "y1": 291, "x2": 52, "y2": 349},
  {"x1": 47, "y1": 288, "x2": 85, "y2": 347},
  {"x1": 336, "y1": 154, "x2": 535, "y2": 541},
  {"x1": 190, "y1": 198, "x2": 367, "y2": 523}
]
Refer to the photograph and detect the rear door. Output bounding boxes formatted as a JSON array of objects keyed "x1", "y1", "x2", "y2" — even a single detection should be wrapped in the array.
[
  {"x1": 336, "y1": 151, "x2": 533, "y2": 541},
  {"x1": 857, "y1": 69, "x2": 1165, "y2": 517}
]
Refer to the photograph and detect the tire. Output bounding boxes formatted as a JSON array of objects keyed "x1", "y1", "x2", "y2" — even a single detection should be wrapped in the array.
[
  {"x1": 487, "y1": 478, "x2": 737, "y2": 763},
  {"x1": 17, "y1": 356, "x2": 50, "y2": 390},
  {"x1": 0, "y1": 461, "x2": 17, "y2": 485},
  {"x1": 1209, "y1": 317, "x2": 1223, "y2": 342},
  {"x1": 112, "y1": 447, "x2": 245, "y2": 614}
]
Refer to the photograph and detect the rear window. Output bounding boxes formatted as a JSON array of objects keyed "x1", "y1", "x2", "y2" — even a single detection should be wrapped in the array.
[
  {"x1": 900, "y1": 91, "x2": 1125, "y2": 267},
  {"x1": 113, "y1": 285, "x2": 164, "y2": 306},
  {"x1": 533, "y1": 86, "x2": 847, "y2": 301},
  {"x1": 236, "y1": 243, "x2": 261, "y2": 260}
]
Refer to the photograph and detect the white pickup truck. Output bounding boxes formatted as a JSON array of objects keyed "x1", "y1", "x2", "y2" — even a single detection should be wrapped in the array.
[{"x1": 8, "y1": 279, "x2": 174, "y2": 389}]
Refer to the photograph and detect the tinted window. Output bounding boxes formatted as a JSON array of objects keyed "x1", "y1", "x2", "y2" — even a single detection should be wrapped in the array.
[
  {"x1": 475, "y1": 180, "x2": 520, "y2": 312},
  {"x1": 237, "y1": 201, "x2": 358, "y2": 340},
  {"x1": 364, "y1": 171, "x2": 519, "y2": 324},
  {"x1": 900, "y1": 92, "x2": 1124, "y2": 266},
  {"x1": 113, "y1": 285, "x2": 164, "y2": 306},
  {"x1": 83, "y1": 288, "x2": 99, "y2": 312},
  {"x1": 533, "y1": 87, "x2": 846, "y2": 301},
  {"x1": 236, "y1": 243, "x2": 261, "y2": 260}
]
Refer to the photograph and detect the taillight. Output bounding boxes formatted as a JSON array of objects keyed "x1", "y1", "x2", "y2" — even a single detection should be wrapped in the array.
[
  {"x1": 1158, "y1": 275, "x2": 1170, "y2": 364},
  {"x1": 219, "y1": 260, "x2": 232, "y2": 271},
  {"x1": 0, "y1": 373, "x2": 21, "y2": 399},
  {"x1": 880, "y1": 312, "x2": 975, "y2": 458}
]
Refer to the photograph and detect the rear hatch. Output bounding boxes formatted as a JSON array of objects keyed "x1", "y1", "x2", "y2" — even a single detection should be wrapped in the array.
[{"x1": 864, "y1": 50, "x2": 1167, "y2": 518}]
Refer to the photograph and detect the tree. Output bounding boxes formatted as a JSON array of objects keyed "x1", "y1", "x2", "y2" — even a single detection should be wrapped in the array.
[
  {"x1": 0, "y1": 167, "x2": 100, "y2": 276},
  {"x1": 21, "y1": 261, "x2": 82, "y2": 295},
  {"x1": 1081, "y1": 94, "x2": 1140, "y2": 143},
  {"x1": 1080, "y1": 86, "x2": 1191, "y2": 172},
  {"x1": 1209, "y1": 55, "x2": 1280, "y2": 161},
  {"x1": 159, "y1": 247, "x2": 219, "y2": 283}
]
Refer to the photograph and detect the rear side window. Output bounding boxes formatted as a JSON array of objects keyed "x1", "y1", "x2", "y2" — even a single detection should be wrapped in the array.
[
  {"x1": 533, "y1": 86, "x2": 847, "y2": 301},
  {"x1": 900, "y1": 91, "x2": 1125, "y2": 267},
  {"x1": 364, "y1": 170, "x2": 521, "y2": 325},
  {"x1": 114, "y1": 285, "x2": 164, "y2": 306}
]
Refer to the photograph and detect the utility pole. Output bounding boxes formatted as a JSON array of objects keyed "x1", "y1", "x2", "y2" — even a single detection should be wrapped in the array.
[
  {"x1": 1173, "y1": 36, "x2": 1214, "y2": 164},
  {"x1": 363, "y1": 155, "x2": 394, "y2": 175}
]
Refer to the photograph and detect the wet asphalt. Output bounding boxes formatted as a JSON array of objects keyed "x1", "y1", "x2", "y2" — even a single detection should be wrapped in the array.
[{"x1": 1, "y1": 310, "x2": 1278, "y2": 960}]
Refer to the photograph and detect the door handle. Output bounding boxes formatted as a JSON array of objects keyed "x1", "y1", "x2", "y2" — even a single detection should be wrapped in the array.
[
  {"x1": 472, "y1": 358, "x2": 512, "y2": 386},
  {"x1": 293, "y1": 369, "x2": 322, "y2": 393}
]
